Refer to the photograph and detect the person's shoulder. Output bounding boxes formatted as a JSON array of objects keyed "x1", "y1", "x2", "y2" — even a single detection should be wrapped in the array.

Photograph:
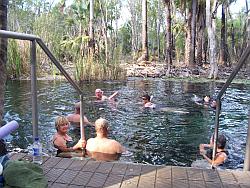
[
  {"x1": 53, "y1": 134, "x2": 65, "y2": 145},
  {"x1": 109, "y1": 139, "x2": 122, "y2": 148},
  {"x1": 66, "y1": 114, "x2": 74, "y2": 121},
  {"x1": 87, "y1": 137, "x2": 95, "y2": 143},
  {"x1": 144, "y1": 102, "x2": 156, "y2": 108}
]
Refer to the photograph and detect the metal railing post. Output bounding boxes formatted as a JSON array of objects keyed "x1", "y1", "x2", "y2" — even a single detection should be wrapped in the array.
[
  {"x1": 30, "y1": 40, "x2": 38, "y2": 139},
  {"x1": 244, "y1": 110, "x2": 250, "y2": 171},
  {"x1": 79, "y1": 94, "x2": 85, "y2": 141}
]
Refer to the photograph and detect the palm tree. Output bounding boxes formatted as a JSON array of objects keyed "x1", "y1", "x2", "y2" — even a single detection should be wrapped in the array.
[{"x1": 0, "y1": 0, "x2": 8, "y2": 123}]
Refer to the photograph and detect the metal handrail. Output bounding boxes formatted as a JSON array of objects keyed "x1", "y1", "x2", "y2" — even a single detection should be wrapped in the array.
[
  {"x1": 0, "y1": 30, "x2": 85, "y2": 141},
  {"x1": 212, "y1": 43, "x2": 250, "y2": 168}
]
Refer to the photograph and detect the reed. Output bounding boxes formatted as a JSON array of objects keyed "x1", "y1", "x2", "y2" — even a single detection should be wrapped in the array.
[
  {"x1": 7, "y1": 40, "x2": 30, "y2": 79},
  {"x1": 74, "y1": 53, "x2": 126, "y2": 81}
]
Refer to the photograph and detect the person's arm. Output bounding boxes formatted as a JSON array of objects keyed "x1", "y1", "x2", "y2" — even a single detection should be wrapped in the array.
[
  {"x1": 201, "y1": 151, "x2": 226, "y2": 167},
  {"x1": 73, "y1": 139, "x2": 86, "y2": 150},
  {"x1": 83, "y1": 116, "x2": 95, "y2": 126},
  {"x1": 108, "y1": 91, "x2": 118, "y2": 100},
  {"x1": 53, "y1": 137, "x2": 74, "y2": 152}
]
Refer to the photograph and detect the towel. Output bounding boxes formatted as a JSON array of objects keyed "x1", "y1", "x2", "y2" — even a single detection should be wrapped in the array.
[{"x1": 3, "y1": 160, "x2": 48, "y2": 188}]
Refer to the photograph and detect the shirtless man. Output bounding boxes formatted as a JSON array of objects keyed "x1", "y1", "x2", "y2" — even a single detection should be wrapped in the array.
[
  {"x1": 67, "y1": 102, "x2": 93, "y2": 126},
  {"x1": 86, "y1": 118, "x2": 124, "y2": 161},
  {"x1": 95, "y1": 89, "x2": 118, "y2": 101}
]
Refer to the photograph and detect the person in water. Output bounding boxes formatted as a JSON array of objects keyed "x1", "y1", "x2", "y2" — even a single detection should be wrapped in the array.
[
  {"x1": 142, "y1": 94, "x2": 156, "y2": 108},
  {"x1": 194, "y1": 95, "x2": 217, "y2": 109},
  {"x1": 67, "y1": 102, "x2": 93, "y2": 126},
  {"x1": 86, "y1": 118, "x2": 124, "y2": 161},
  {"x1": 95, "y1": 89, "x2": 118, "y2": 101},
  {"x1": 200, "y1": 134, "x2": 228, "y2": 167},
  {"x1": 52, "y1": 116, "x2": 85, "y2": 157}
]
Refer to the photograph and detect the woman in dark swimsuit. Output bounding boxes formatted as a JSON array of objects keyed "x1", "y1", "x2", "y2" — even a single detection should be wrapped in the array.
[
  {"x1": 52, "y1": 116, "x2": 85, "y2": 157},
  {"x1": 200, "y1": 134, "x2": 228, "y2": 167}
]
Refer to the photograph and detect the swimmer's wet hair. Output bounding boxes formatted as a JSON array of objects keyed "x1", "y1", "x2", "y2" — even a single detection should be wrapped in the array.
[
  {"x1": 217, "y1": 134, "x2": 227, "y2": 149},
  {"x1": 142, "y1": 94, "x2": 151, "y2": 101}
]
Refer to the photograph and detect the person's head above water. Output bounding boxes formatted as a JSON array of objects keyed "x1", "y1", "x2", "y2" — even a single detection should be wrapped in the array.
[
  {"x1": 55, "y1": 116, "x2": 69, "y2": 132},
  {"x1": 95, "y1": 118, "x2": 108, "y2": 136},
  {"x1": 203, "y1": 95, "x2": 211, "y2": 103},
  {"x1": 74, "y1": 102, "x2": 80, "y2": 114},
  {"x1": 217, "y1": 134, "x2": 227, "y2": 149},
  {"x1": 95, "y1": 89, "x2": 104, "y2": 100},
  {"x1": 142, "y1": 94, "x2": 151, "y2": 103}
]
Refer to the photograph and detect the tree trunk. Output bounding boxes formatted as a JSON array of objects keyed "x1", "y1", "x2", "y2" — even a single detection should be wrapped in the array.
[
  {"x1": 184, "y1": 5, "x2": 192, "y2": 67},
  {"x1": 89, "y1": 0, "x2": 95, "y2": 56},
  {"x1": 0, "y1": 0, "x2": 8, "y2": 123},
  {"x1": 190, "y1": 0, "x2": 197, "y2": 67},
  {"x1": 137, "y1": 0, "x2": 148, "y2": 62},
  {"x1": 157, "y1": 0, "x2": 161, "y2": 61},
  {"x1": 99, "y1": 0, "x2": 109, "y2": 64},
  {"x1": 196, "y1": 2, "x2": 205, "y2": 66},
  {"x1": 219, "y1": 3, "x2": 227, "y2": 66},
  {"x1": 206, "y1": 0, "x2": 218, "y2": 79},
  {"x1": 164, "y1": 0, "x2": 172, "y2": 75},
  {"x1": 247, "y1": 16, "x2": 250, "y2": 79}
]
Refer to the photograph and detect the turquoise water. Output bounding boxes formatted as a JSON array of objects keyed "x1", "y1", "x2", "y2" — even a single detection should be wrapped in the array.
[{"x1": 3, "y1": 78, "x2": 250, "y2": 169}]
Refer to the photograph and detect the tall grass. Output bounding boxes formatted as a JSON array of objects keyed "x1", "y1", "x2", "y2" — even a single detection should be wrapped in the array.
[
  {"x1": 7, "y1": 39, "x2": 29, "y2": 79},
  {"x1": 74, "y1": 52, "x2": 126, "y2": 81}
]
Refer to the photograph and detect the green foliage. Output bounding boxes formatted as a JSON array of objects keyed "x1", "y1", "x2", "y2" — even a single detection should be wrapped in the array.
[
  {"x1": 7, "y1": 40, "x2": 29, "y2": 79},
  {"x1": 74, "y1": 54, "x2": 126, "y2": 81},
  {"x1": 118, "y1": 22, "x2": 132, "y2": 55}
]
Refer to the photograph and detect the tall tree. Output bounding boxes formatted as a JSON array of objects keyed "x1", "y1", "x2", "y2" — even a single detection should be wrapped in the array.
[
  {"x1": 156, "y1": 0, "x2": 161, "y2": 60},
  {"x1": 137, "y1": 0, "x2": 149, "y2": 62},
  {"x1": 184, "y1": 2, "x2": 192, "y2": 67},
  {"x1": 219, "y1": 2, "x2": 227, "y2": 66},
  {"x1": 190, "y1": 0, "x2": 197, "y2": 67},
  {"x1": 184, "y1": 0, "x2": 197, "y2": 68},
  {"x1": 89, "y1": 0, "x2": 95, "y2": 56},
  {"x1": 196, "y1": 1, "x2": 206, "y2": 66},
  {"x1": 163, "y1": 0, "x2": 172, "y2": 75},
  {"x1": 128, "y1": 0, "x2": 140, "y2": 59},
  {"x1": 99, "y1": 0, "x2": 109, "y2": 64},
  {"x1": 0, "y1": 0, "x2": 8, "y2": 123},
  {"x1": 206, "y1": 0, "x2": 218, "y2": 79}
]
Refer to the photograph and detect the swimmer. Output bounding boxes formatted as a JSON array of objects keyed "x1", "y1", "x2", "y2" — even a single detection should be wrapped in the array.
[
  {"x1": 67, "y1": 102, "x2": 93, "y2": 126},
  {"x1": 86, "y1": 118, "x2": 124, "y2": 161},
  {"x1": 52, "y1": 116, "x2": 86, "y2": 158},
  {"x1": 193, "y1": 94, "x2": 217, "y2": 109},
  {"x1": 142, "y1": 94, "x2": 156, "y2": 108},
  {"x1": 95, "y1": 89, "x2": 118, "y2": 101},
  {"x1": 200, "y1": 134, "x2": 228, "y2": 167}
]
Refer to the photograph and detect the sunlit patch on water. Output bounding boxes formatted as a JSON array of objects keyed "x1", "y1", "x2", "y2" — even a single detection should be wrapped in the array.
[{"x1": 3, "y1": 79, "x2": 250, "y2": 169}]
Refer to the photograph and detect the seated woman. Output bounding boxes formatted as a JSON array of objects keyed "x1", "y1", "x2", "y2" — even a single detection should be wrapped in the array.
[
  {"x1": 86, "y1": 118, "x2": 124, "y2": 161},
  {"x1": 142, "y1": 94, "x2": 156, "y2": 108},
  {"x1": 52, "y1": 116, "x2": 86, "y2": 158},
  {"x1": 200, "y1": 134, "x2": 228, "y2": 167}
]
